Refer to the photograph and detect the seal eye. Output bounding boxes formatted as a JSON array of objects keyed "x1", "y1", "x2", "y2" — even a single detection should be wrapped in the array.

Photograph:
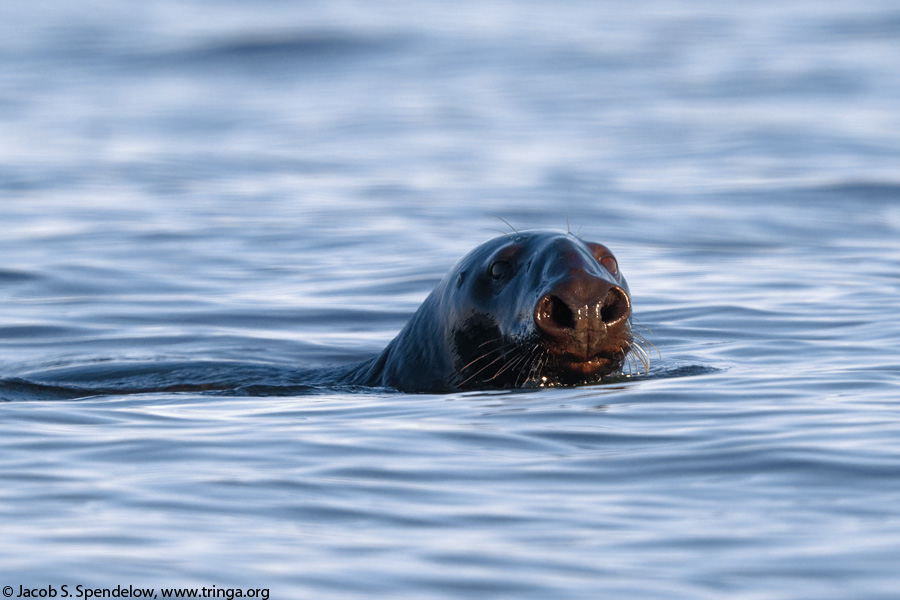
[
  {"x1": 489, "y1": 260, "x2": 511, "y2": 280},
  {"x1": 586, "y1": 242, "x2": 618, "y2": 277},
  {"x1": 599, "y1": 256, "x2": 618, "y2": 276}
]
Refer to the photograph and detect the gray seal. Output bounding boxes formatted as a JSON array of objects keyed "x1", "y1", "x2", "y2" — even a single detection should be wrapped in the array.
[{"x1": 341, "y1": 229, "x2": 635, "y2": 392}]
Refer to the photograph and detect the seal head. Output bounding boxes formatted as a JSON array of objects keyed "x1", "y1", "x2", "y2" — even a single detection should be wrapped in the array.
[{"x1": 346, "y1": 230, "x2": 633, "y2": 392}]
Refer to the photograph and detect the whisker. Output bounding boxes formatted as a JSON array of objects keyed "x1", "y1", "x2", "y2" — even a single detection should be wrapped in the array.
[
  {"x1": 515, "y1": 344, "x2": 544, "y2": 387},
  {"x1": 628, "y1": 339, "x2": 651, "y2": 375},
  {"x1": 637, "y1": 345, "x2": 651, "y2": 374},
  {"x1": 630, "y1": 352, "x2": 642, "y2": 376},
  {"x1": 493, "y1": 215, "x2": 521, "y2": 239},
  {"x1": 488, "y1": 228, "x2": 516, "y2": 241},
  {"x1": 512, "y1": 346, "x2": 533, "y2": 388},
  {"x1": 619, "y1": 347, "x2": 635, "y2": 376},
  {"x1": 632, "y1": 324, "x2": 661, "y2": 359},
  {"x1": 459, "y1": 345, "x2": 520, "y2": 387},
  {"x1": 527, "y1": 348, "x2": 549, "y2": 387},
  {"x1": 636, "y1": 335, "x2": 661, "y2": 360},
  {"x1": 619, "y1": 346, "x2": 634, "y2": 375},
  {"x1": 491, "y1": 348, "x2": 532, "y2": 382},
  {"x1": 460, "y1": 344, "x2": 507, "y2": 371}
]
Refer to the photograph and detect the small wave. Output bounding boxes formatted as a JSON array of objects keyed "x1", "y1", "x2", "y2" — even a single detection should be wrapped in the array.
[
  {"x1": 0, "y1": 378, "x2": 98, "y2": 402},
  {"x1": 0, "y1": 357, "x2": 714, "y2": 401},
  {"x1": 750, "y1": 179, "x2": 900, "y2": 202},
  {"x1": 605, "y1": 362, "x2": 719, "y2": 385},
  {"x1": 0, "y1": 358, "x2": 379, "y2": 402},
  {"x1": 154, "y1": 29, "x2": 410, "y2": 69},
  {"x1": 650, "y1": 364, "x2": 721, "y2": 379},
  {"x1": 819, "y1": 13, "x2": 900, "y2": 40},
  {"x1": 0, "y1": 375, "x2": 357, "y2": 401},
  {"x1": 0, "y1": 269, "x2": 40, "y2": 284},
  {"x1": 804, "y1": 180, "x2": 900, "y2": 201}
]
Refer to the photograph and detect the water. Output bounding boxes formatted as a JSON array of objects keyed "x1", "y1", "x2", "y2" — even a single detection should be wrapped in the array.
[{"x1": 2, "y1": 1, "x2": 900, "y2": 598}]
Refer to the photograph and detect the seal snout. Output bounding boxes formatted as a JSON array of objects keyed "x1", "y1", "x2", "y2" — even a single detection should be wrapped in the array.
[{"x1": 534, "y1": 276, "x2": 631, "y2": 360}]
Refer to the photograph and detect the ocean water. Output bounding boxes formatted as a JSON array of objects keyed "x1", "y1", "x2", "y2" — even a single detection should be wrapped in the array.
[{"x1": 2, "y1": 1, "x2": 900, "y2": 598}]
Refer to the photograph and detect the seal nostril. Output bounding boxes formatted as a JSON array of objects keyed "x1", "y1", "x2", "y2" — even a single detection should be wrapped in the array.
[
  {"x1": 600, "y1": 288, "x2": 629, "y2": 323},
  {"x1": 549, "y1": 295, "x2": 575, "y2": 329}
]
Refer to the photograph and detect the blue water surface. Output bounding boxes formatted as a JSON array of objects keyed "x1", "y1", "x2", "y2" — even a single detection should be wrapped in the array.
[{"x1": 2, "y1": 1, "x2": 900, "y2": 598}]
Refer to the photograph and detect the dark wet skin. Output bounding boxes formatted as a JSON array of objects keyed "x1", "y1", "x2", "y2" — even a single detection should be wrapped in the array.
[{"x1": 344, "y1": 230, "x2": 633, "y2": 392}]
